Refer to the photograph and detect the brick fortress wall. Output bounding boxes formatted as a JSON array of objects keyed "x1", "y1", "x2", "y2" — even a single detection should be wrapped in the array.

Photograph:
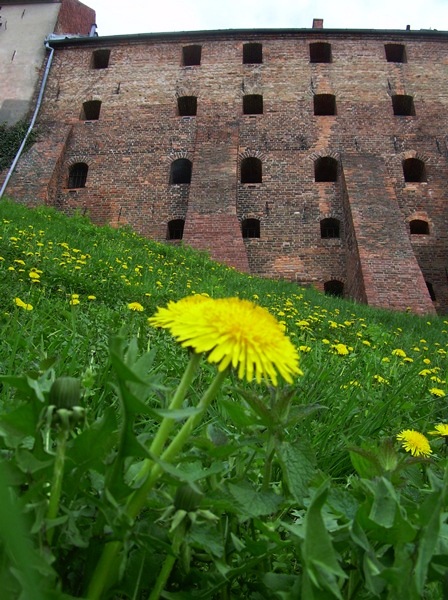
[{"x1": 7, "y1": 29, "x2": 448, "y2": 314}]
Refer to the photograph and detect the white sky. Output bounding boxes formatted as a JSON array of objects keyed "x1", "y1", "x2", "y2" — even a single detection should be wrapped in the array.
[{"x1": 86, "y1": 0, "x2": 448, "y2": 37}]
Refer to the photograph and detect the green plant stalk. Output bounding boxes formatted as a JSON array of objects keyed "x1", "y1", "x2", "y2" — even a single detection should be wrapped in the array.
[
  {"x1": 148, "y1": 553, "x2": 177, "y2": 600},
  {"x1": 132, "y1": 351, "x2": 202, "y2": 486},
  {"x1": 46, "y1": 427, "x2": 68, "y2": 545},
  {"x1": 86, "y1": 367, "x2": 228, "y2": 600}
]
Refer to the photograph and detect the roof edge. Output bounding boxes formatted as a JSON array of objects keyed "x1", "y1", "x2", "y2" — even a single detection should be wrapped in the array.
[{"x1": 46, "y1": 26, "x2": 448, "y2": 46}]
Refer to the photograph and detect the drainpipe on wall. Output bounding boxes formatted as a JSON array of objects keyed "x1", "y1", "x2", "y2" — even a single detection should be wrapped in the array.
[{"x1": 0, "y1": 39, "x2": 55, "y2": 199}]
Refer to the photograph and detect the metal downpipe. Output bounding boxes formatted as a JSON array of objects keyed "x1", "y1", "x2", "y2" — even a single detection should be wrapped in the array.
[{"x1": 0, "y1": 40, "x2": 55, "y2": 199}]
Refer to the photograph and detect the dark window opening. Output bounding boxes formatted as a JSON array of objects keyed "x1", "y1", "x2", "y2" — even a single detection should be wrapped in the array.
[
  {"x1": 243, "y1": 94, "x2": 263, "y2": 115},
  {"x1": 182, "y1": 45, "x2": 201, "y2": 66},
  {"x1": 309, "y1": 42, "x2": 332, "y2": 63},
  {"x1": 167, "y1": 219, "x2": 185, "y2": 240},
  {"x1": 243, "y1": 43, "x2": 262, "y2": 64},
  {"x1": 392, "y1": 94, "x2": 415, "y2": 116},
  {"x1": 91, "y1": 49, "x2": 111, "y2": 69},
  {"x1": 385, "y1": 43, "x2": 406, "y2": 63},
  {"x1": 314, "y1": 94, "x2": 336, "y2": 116},
  {"x1": 324, "y1": 280, "x2": 344, "y2": 297},
  {"x1": 242, "y1": 218, "x2": 260, "y2": 238},
  {"x1": 170, "y1": 159, "x2": 192, "y2": 184},
  {"x1": 81, "y1": 100, "x2": 101, "y2": 121},
  {"x1": 241, "y1": 157, "x2": 262, "y2": 184},
  {"x1": 426, "y1": 281, "x2": 436, "y2": 301},
  {"x1": 315, "y1": 157, "x2": 338, "y2": 182},
  {"x1": 320, "y1": 218, "x2": 340, "y2": 238},
  {"x1": 177, "y1": 96, "x2": 197, "y2": 116},
  {"x1": 68, "y1": 163, "x2": 88, "y2": 188},
  {"x1": 410, "y1": 219, "x2": 429, "y2": 235},
  {"x1": 403, "y1": 158, "x2": 426, "y2": 182}
]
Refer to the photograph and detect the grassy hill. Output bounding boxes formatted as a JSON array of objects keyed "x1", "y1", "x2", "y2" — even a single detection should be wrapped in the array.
[{"x1": 0, "y1": 198, "x2": 447, "y2": 599}]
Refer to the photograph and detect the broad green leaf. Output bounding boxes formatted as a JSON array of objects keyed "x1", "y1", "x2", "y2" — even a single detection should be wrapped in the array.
[
  {"x1": 302, "y1": 480, "x2": 346, "y2": 599},
  {"x1": 276, "y1": 439, "x2": 316, "y2": 503},
  {"x1": 366, "y1": 477, "x2": 397, "y2": 528},
  {"x1": 414, "y1": 469, "x2": 448, "y2": 594},
  {"x1": 227, "y1": 481, "x2": 283, "y2": 520}
]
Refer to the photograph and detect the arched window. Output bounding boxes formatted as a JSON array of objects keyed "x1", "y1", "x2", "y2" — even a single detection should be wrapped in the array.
[
  {"x1": 243, "y1": 94, "x2": 263, "y2": 115},
  {"x1": 324, "y1": 280, "x2": 344, "y2": 297},
  {"x1": 315, "y1": 157, "x2": 338, "y2": 182},
  {"x1": 403, "y1": 158, "x2": 426, "y2": 182},
  {"x1": 177, "y1": 96, "x2": 197, "y2": 116},
  {"x1": 80, "y1": 100, "x2": 101, "y2": 121},
  {"x1": 309, "y1": 42, "x2": 332, "y2": 63},
  {"x1": 243, "y1": 43, "x2": 263, "y2": 64},
  {"x1": 314, "y1": 94, "x2": 336, "y2": 116},
  {"x1": 241, "y1": 157, "x2": 262, "y2": 184},
  {"x1": 242, "y1": 218, "x2": 260, "y2": 238},
  {"x1": 170, "y1": 159, "x2": 192, "y2": 184},
  {"x1": 167, "y1": 219, "x2": 185, "y2": 240},
  {"x1": 426, "y1": 281, "x2": 436, "y2": 301},
  {"x1": 320, "y1": 218, "x2": 340, "y2": 238},
  {"x1": 91, "y1": 49, "x2": 111, "y2": 69},
  {"x1": 410, "y1": 219, "x2": 429, "y2": 235},
  {"x1": 68, "y1": 163, "x2": 88, "y2": 188}
]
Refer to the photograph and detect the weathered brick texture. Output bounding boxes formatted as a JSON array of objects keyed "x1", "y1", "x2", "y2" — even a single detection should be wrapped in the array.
[{"x1": 6, "y1": 28, "x2": 448, "y2": 314}]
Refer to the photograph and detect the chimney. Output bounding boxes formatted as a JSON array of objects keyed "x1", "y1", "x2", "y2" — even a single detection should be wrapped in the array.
[{"x1": 312, "y1": 19, "x2": 324, "y2": 29}]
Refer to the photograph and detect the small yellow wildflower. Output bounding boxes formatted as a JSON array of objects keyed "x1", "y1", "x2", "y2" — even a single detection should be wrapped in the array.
[
  {"x1": 127, "y1": 302, "x2": 144, "y2": 312},
  {"x1": 419, "y1": 369, "x2": 432, "y2": 377},
  {"x1": 29, "y1": 271, "x2": 40, "y2": 280},
  {"x1": 423, "y1": 358, "x2": 431, "y2": 365},
  {"x1": 331, "y1": 343, "x2": 350, "y2": 356},
  {"x1": 381, "y1": 357, "x2": 390, "y2": 363},
  {"x1": 392, "y1": 349, "x2": 406, "y2": 358},
  {"x1": 299, "y1": 345, "x2": 311, "y2": 353},
  {"x1": 429, "y1": 388, "x2": 446, "y2": 398},
  {"x1": 428, "y1": 424, "x2": 448, "y2": 438},
  {"x1": 88, "y1": 295, "x2": 96, "y2": 301},
  {"x1": 397, "y1": 429, "x2": 432, "y2": 457},
  {"x1": 373, "y1": 374, "x2": 389, "y2": 385},
  {"x1": 14, "y1": 297, "x2": 33, "y2": 311},
  {"x1": 70, "y1": 298, "x2": 80, "y2": 306}
]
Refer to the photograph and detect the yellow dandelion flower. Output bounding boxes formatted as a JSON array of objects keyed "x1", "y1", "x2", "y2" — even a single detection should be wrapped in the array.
[
  {"x1": 29, "y1": 271, "x2": 40, "y2": 279},
  {"x1": 397, "y1": 429, "x2": 432, "y2": 457},
  {"x1": 428, "y1": 424, "x2": 448, "y2": 438},
  {"x1": 88, "y1": 295, "x2": 96, "y2": 301},
  {"x1": 299, "y1": 345, "x2": 311, "y2": 353},
  {"x1": 70, "y1": 299, "x2": 80, "y2": 306},
  {"x1": 331, "y1": 343, "x2": 350, "y2": 356},
  {"x1": 392, "y1": 348, "x2": 406, "y2": 358},
  {"x1": 381, "y1": 357, "x2": 390, "y2": 363},
  {"x1": 149, "y1": 296, "x2": 302, "y2": 386},
  {"x1": 127, "y1": 302, "x2": 144, "y2": 312},
  {"x1": 14, "y1": 297, "x2": 33, "y2": 311},
  {"x1": 373, "y1": 374, "x2": 389, "y2": 385},
  {"x1": 71, "y1": 294, "x2": 80, "y2": 299},
  {"x1": 429, "y1": 388, "x2": 446, "y2": 398},
  {"x1": 423, "y1": 358, "x2": 431, "y2": 365}
]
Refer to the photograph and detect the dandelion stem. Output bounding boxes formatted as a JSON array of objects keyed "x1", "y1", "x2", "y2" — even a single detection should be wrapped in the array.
[
  {"x1": 46, "y1": 428, "x2": 68, "y2": 545},
  {"x1": 86, "y1": 367, "x2": 228, "y2": 600},
  {"x1": 131, "y1": 352, "x2": 202, "y2": 486},
  {"x1": 148, "y1": 553, "x2": 176, "y2": 600}
]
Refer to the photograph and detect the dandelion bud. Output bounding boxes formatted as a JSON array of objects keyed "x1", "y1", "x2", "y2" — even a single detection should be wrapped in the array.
[
  {"x1": 49, "y1": 377, "x2": 81, "y2": 410},
  {"x1": 174, "y1": 484, "x2": 203, "y2": 513}
]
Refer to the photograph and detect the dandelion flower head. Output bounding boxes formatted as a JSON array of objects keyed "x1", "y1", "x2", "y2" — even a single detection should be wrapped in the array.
[
  {"x1": 127, "y1": 302, "x2": 144, "y2": 312},
  {"x1": 14, "y1": 297, "x2": 33, "y2": 311},
  {"x1": 149, "y1": 296, "x2": 302, "y2": 386},
  {"x1": 428, "y1": 423, "x2": 448, "y2": 438},
  {"x1": 397, "y1": 429, "x2": 432, "y2": 457}
]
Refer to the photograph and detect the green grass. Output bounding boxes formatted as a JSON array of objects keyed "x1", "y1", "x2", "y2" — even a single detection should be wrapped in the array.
[{"x1": 1, "y1": 198, "x2": 448, "y2": 599}]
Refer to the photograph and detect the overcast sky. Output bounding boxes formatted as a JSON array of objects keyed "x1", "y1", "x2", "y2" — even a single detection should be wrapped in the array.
[{"x1": 86, "y1": 0, "x2": 448, "y2": 37}]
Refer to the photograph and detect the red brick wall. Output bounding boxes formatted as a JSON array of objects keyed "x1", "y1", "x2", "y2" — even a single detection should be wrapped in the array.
[
  {"x1": 7, "y1": 30, "x2": 448, "y2": 314},
  {"x1": 54, "y1": 0, "x2": 95, "y2": 35}
]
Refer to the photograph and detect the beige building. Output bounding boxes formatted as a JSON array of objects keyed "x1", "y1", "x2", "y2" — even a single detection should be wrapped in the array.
[{"x1": 0, "y1": 0, "x2": 95, "y2": 125}]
